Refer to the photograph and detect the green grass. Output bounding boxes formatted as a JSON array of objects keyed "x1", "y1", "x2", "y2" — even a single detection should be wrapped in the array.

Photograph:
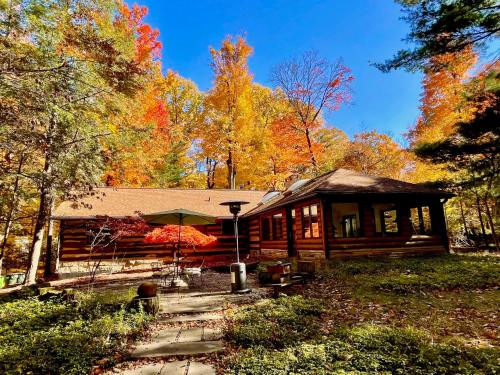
[
  {"x1": 0, "y1": 288, "x2": 150, "y2": 375},
  {"x1": 225, "y1": 254, "x2": 500, "y2": 374}
]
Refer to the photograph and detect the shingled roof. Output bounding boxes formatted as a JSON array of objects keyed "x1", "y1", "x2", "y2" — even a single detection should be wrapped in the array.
[
  {"x1": 244, "y1": 169, "x2": 452, "y2": 217},
  {"x1": 53, "y1": 188, "x2": 267, "y2": 219}
]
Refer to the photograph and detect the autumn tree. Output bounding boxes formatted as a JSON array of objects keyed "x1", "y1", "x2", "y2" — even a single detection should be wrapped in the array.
[
  {"x1": 102, "y1": 3, "x2": 167, "y2": 187},
  {"x1": 160, "y1": 70, "x2": 204, "y2": 187},
  {"x1": 314, "y1": 127, "x2": 350, "y2": 174},
  {"x1": 411, "y1": 48, "x2": 477, "y2": 146},
  {"x1": 271, "y1": 51, "x2": 354, "y2": 172},
  {"x1": 0, "y1": 0, "x2": 155, "y2": 284},
  {"x1": 201, "y1": 35, "x2": 255, "y2": 189},
  {"x1": 377, "y1": 0, "x2": 499, "y2": 72},
  {"x1": 341, "y1": 131, "x2": 409, "y2": 179},
  {"x1": 416, "y1": 66, "x2": 499, "y2": 250}
]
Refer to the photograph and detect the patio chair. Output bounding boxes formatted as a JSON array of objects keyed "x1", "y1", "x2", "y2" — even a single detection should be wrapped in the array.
[{"x1": 182, "y1": 258, "x2": 205, "y2": 287}]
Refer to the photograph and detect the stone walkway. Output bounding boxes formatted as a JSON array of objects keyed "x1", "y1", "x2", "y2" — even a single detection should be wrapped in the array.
[{"x1": 107, "y1": 281, "x2": 264, "y2": 375}]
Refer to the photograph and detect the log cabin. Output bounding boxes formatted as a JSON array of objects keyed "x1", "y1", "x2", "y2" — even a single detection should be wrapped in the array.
[{"x1": 52, "y1": 169, "x2": 452, "y2": 269}]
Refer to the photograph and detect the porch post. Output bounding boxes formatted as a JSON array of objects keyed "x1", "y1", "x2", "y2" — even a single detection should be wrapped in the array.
[{"x1": 320, "y1": 198, "x2": 330, "y2": 259}]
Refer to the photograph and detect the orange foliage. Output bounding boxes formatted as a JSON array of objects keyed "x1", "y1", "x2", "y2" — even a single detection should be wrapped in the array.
[
  {"x1": 411, "y1": 47, "x2": 477, "y2": 145},
  {"x1": 104, "y1": 68, "x2": 170, "y2": 187},
  {"x1": 407, "y1": 47, "x2": 477, "y2": 182},
  {"x1": 118, "y1": 3, "x2": 162, "y2": 65},
  {"x1": 341, "y1": 131, "x2": 409, "y2": 179},
  {"x1": 144, "y1": 225, "x2": 217, "y2": 247}
]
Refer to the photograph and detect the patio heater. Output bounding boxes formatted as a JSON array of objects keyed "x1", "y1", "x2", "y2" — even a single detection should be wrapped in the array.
[{"x1": 220, "y1": 200, "x2": 251, "y2": 293}]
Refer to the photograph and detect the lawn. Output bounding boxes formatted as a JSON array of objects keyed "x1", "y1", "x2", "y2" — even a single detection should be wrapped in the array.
[
  {"x1": 223, "y1": 254, "x2": 500, "y2": 374},
  {"x1": 0, "y1": 287, "x2": 151, "y2": 375}
]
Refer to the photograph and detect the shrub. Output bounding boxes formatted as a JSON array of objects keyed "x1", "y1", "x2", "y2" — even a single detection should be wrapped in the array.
[
  {"x1": 0, "y1": 290, "x2": 150, "y2": 375},
  {"x1": 227, "y1": 295, "x2": 325, "y2": 349},
  {"x1": 227, "y1": 325, "x2": 500, "y2": 374}
]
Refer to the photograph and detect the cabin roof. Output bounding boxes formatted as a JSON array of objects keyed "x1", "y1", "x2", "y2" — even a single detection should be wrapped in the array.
[
  {"x1": 53, "y1": 169, "x2": 452, "y2": 220},
  {"x1": 53, "y1": 188, "x2": 267, "y2": 219},
  {"x1": 243, "y1": 169, "x2": 452, "y2": 217}
]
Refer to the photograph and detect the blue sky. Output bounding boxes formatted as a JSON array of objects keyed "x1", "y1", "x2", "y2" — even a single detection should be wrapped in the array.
[{"x1": 134, "y1": 0, "x2": 423, "y2": 142}]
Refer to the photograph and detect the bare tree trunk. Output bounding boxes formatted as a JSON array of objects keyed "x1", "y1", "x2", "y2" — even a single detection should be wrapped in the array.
[
  {"x1": 26, "y1": 116, "x2": 54, "y2": 285},
  {"x1": 205, "y1": 158, "x2": 217, "y2": 189},
  {"x1": 0, "y1": 154, "x2": 25, "y2": 273},
  {"x1": 226, "y1": 148, "x2": 236, "y2": 189},
  {"x1": 459, "y1": 198, "x2": 469, "y2": 239},
  {"x1": 44, "y1": 200, "x2": 55, "y2": 277},
  {"x1": 25, "y1": 184, "x2": 51, "y2": 285},
  {"x1": 483, "y1": 197, "x2": 499, "y2": 252},
  {"x1": 475, "y1": 194, "x2": 487, "y2": 245},
  {"x1": 304, "y1": 128, "x2": 317, "y2": 171}
]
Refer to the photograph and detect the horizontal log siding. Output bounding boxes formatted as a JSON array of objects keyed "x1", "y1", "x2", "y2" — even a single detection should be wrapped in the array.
[
  {"x1": 59, "y1": 219, "x2": 247, "y2": 262},
  {"x1": 247, "y1": 217, "x2": 261, "y2": 257},
  {"x1": 324, "y1": 197, "x2": 448, "y2": 258},
  {"x1": 294, "y1": 198, "x2": 326, "y2": 260},
  {"x1": 259, "y1": 208, "x2": 288, "y2": 260}
]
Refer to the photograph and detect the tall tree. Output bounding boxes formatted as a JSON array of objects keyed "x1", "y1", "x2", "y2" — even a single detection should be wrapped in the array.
[
  {"x1": 341, "y1": 131, "x2": 409, "y2": 179},
  {"x1": 377, "y1": 0, "x2": 499, "y2": 72},
  {"x1": 160, "y1": 70, "x2": 204, "y2": 187},
  {"x1": 202, "y1": 35, "x2": 254, "y2": 189},
  {"x1": 271, "y1": 51, "x2": 354, "y2": 172},
  {"x1": 415, "y1": 67, "x2": 499, "y2": 250},
  {"x1": 411, "y1": 47, "x2": 477, "y2": 145},
  {"x1": 0, "y1": 0, "x2": 152, "y2": 284}
]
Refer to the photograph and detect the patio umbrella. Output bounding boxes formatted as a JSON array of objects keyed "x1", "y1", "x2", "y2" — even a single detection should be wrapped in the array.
[{"x1": 142, "y1": 209, "x2": 216, "y2": 276}]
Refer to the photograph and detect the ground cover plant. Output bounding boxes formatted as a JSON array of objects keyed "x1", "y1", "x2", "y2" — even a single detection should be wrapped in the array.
[
  {"x1": 224, "y1": 254, "x2": 500, "y2": 374},
  {"x1": 0, "y1": 288, "x2": 150, "y2": 375},
  {"x1": 226, "y1": 295, "x2": 325, "y2": 349}
]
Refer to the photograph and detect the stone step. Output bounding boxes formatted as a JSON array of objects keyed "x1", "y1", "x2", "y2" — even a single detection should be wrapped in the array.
[
  {"x1": 131, "y1": 340, "x2": 224, "y2": 358},
  {"x1": 131, "y1": 327, "x2": 223, "y2": 358},
  {"x1": 160, "y1": 302, "x2": 224, "y2": 314},
  {"x1": 115, "y1": 361, "x2": 215, "y2": 375},
  {"x1": 161, "y1": 312, "x2": 223, "y2": 323}
]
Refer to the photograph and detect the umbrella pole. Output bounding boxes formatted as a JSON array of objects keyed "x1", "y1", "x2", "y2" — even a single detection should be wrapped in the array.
[{"x1": 176, "y1": 215, "x2": 182, "y2": 279}]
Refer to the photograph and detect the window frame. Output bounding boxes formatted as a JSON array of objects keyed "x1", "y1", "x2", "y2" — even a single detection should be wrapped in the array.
[
  {"x1": 332, "y1": 202, "x2": 361, "y2": 238},
  {"x1": 301, "y1": 204, "x2": 320, "y2": 239},
  {"x1": 410, "y1": 205, "x2": 433, "y2": 235},
  {"x1": 380, "y1": 208, "x2": 400, "y2": 235},
  {"x1": 271, "y1": 213, "x2": 284, "y2": 240},
  {"x1": 261, "y1": 216, "x2": 271, "y2": 241}
]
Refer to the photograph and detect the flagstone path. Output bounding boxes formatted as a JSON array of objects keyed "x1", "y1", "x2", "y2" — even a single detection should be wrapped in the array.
[{"x1": 107, "y1": 281, "x2": 266, "y2": 375}]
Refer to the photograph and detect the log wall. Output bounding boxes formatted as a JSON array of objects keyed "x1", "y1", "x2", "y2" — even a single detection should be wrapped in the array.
[
  {"x1": 324, "y1": 197, "x2": 448, "y2": 258},
  {"x1": 58, "y1": 219, "x2": 246, "y2": 263},
  {"x1": 293, "y1": 198, "x2": 326, "y2": 260},
  {"x1": 259, "y1": 208, "x2": 288, "y2": 259},
  {"x1": 248, "y1": 195, "x2": 448, "y2": 260}
]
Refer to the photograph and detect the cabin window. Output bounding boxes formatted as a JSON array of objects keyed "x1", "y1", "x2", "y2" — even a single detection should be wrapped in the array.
[
  {"x1": 221, "y1": 220, "x2": 234, "y2": 235},
  {"x1": 261, "y1": 217, "x2": 271, "y2": 240},
  {"x1": 332, "y1": 203, "x2": 360, "y2": 237},
  {"x1": 272, "y1": 213, "x2": 284, "y2": 240},
  {"x1": 410, "y1": 206, "x2": 432, "y2": 235},
  {"x1": 381, "y1": 209, "x2": 399, "y2": 234},
  {"x1": 373, "y1": 203, "x2": 400, "y2": 235},
  {"x1": 302, "y1": 204, "x2": 320, "y2": 238}
]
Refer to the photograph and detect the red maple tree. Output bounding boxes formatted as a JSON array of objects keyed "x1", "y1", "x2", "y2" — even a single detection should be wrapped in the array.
[{"x1": 144, "y1": 225, "x2": 217, "y2": 247}]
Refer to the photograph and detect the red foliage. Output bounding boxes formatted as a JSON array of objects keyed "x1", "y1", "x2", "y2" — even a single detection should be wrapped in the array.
[
  {"x1": 91, "y1": 216, "x2": 152, "y2": 237},
  {"x1": 144, "y1": 225, "x2": 217, "y2": 247},
  {"x1": 118, "y1": 3, "x2": 162, "y2": 64}
]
